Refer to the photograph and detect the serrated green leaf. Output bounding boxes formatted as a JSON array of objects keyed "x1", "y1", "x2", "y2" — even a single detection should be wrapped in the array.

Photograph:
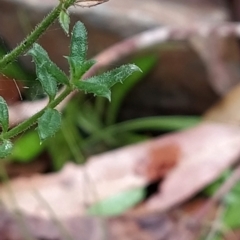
[
  {"x1": 59, "y1": 10, "x2": 70, "y2": 35},
  {"x1": 69, "y1": 21, "x2": 87, "y2": 62},
  {"x1": 76, "y1": 81, "x2": 111, "y2": 100},
  {"x1": 75, "y1": 64, "x2": 141, "y2": 100},
  {"x1": 99, "y1": 64, "x2": 142, "y2": 88},
  {"x1": 88, "y1": 188, "x2": 145, "y2": 216},
  {"x1": 68, "y1": 21, "x2": 88, "y2": 79},
  {"x1": 28, "y1": 44, "x2": 69, "y2": 85},
  {"x1": 38, "y1": 108, "x2": 61, "y2": 142},
  {"x1": 38, "y1": 64, "x2": 58, "y2": 101},
  {"x1": 0, "y1": 140, "x2": 13, "y2": 158},
  {"x1": 27, "y1": 44, "x2": 69, "y2": 100},
  {"x1": 0, "y1": 97, "x2": 9, "y2": 133}
]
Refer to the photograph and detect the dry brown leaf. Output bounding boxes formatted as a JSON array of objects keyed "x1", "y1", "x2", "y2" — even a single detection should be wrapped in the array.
[
  {"x1": 204, "y1": 83, "x2": 240, "y2": 124},
  {"x1": 143, "y1": 123, "x2": 240, "y2": 213},
  {"x1": 0, "y1": 205, "x2": 198, "y2": 240},
  {"x1": 1, "y1": 123, "x2": 240, "y2": 221}
]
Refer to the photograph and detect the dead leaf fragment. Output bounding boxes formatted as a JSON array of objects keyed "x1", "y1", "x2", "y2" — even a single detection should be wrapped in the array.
[
  {"x1": 204, "y1": 83, "x2": 240, "y2": 124},
  {"x1": 144, "y1": 123, "x2": 240, "y2": 213},
  {"x1": 1, "y1": 123, "x2": 240, "y2": 222}
]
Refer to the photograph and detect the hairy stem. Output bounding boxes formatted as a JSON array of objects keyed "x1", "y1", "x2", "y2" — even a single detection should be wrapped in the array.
[
  {"x1": 0, "y1": 0, "x2": 76, "y2": 70},
  {"x1": 1, "y1": 87, "x2": 72, "y2": 140}
]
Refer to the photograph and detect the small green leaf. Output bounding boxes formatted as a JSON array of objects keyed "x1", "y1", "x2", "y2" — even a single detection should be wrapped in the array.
[
  {"x1": 88, "y1": 188, "x2": 145, "y2": 216},
  {"x1": 38, "y1": 108, "x2": 61, "y2": 142},
  {"x1": 68, "y1": 21, "x2": 88, "y2": 79},
  {"x1": 75, "y1": 64, "x2": 141, "y2": 101},
  {"x1": 28, "y1": 44, "x2": 68, "y2": 85},
  {"x1": 0, "y1": 97, "x2": 9, "y2": 133},
  {"x1": 38, "y1": 65, "x2": 58, "y2": 101},
  {"x1": 100, "y1": 64, "x2": 142, "y2": 88},
  {"x1": 76, "y1": 81, "x2": 111, "y2": 100},
  {"x1": 0, "y1": 140, "x2": 13, "y2": 158},
  {"x1": 28, "y1": 44, "x2": 69, "y2": 100},
  {"x1": 69, "y1": 21, "x2": 87, "y2": 62},
  {"x1": 59, "y1": 10, "x2": 70, "y2": 35}
]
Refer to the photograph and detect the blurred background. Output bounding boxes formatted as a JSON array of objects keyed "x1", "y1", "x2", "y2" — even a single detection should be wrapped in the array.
[
  {"x1": 1, "y1": 1, "x2": 240, "y2": 239},
  {"x1": 2, "y1": 0, "x2": 238, "y2": 172}
]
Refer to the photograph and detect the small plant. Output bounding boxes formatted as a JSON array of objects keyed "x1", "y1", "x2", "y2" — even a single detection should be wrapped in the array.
[{"x1": 0, "y1": 0, "x2": 140, "y2": 159}]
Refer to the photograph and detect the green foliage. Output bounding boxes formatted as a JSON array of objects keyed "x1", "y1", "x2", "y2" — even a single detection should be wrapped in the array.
[
  {"x1": 0, "y1": 97, "x2": 9, "y2": 133},
  {"x1": 88, "y1": 188, "x2": 145, "y2": 216},
  {"x1": 68, "y1": 21, "x2": 89, "y2": 81},
  {"x1": 69, "y1": 21, "x2": 88, "y2": 63},
  {"x1": 47, "y1": 131, "x2": 71, "y2": 170},
  {"x1": 27, "y1": 43, "x2": 69, "y2": 101},
  {"x1": 44, "y1": 53, "x2": 200, "y2": 164},
  {"x1": 0, "y1": 140, "x2": 13, "y2": 158},
  {"x1": 38, "y1": 108, "x2": 62, "y2": 143},
  {"x1": 47, "y1": 99, "x2": 85, "y2": 170},
  {"x1": 223, "y1": 189, "x2": 240, "y2": 229},
  {"x1": 203, "y1": 170, "x2": 231, "y2": 196},
  {"x1": 0, "y1": 7, "x2": 203, "y2": 223},
  {"x1": 75, "y1": 64, "x2": 141, "y2": 100},
  {"x1": 203, "y1": 173, "x2": 240, "y2": 239},
  {"x1": 0, "y1": 17, "x2": 140, "y2": 159},
  {"x1": 0, "y1": 42, "x2": 33, "y2": 82},
  {"x1": 78, "y1": 102, "x2": 103, "y2": 134},
  {"x1": 82, "y1": 116, "x2": 200, "y2": 151},
  {"x1": 59, "y1": 9, "x2": 70, "y2": 35}
]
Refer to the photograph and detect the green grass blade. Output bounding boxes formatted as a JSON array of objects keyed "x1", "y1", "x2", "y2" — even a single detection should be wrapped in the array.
[{"x1": 82, "y1": 116, "x2": 201, "y2": 149}]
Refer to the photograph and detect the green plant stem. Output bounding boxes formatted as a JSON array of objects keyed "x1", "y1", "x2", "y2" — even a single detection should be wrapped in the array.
[
  {"x1": 1, "y1": 87, "x2": 72, "y2": 140},
  {"x1": 95, "y1": 97, "x2": 106, "y2": 119},
  {"x1": 61, "y1": 119, "x2": 85, "y2": 164},
  {"x1": 82, "y1": 116, "x2": 201, "y2": 148},
  {"x1": 0, "y1": 0, "x2": 76, "y2": 70}
]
